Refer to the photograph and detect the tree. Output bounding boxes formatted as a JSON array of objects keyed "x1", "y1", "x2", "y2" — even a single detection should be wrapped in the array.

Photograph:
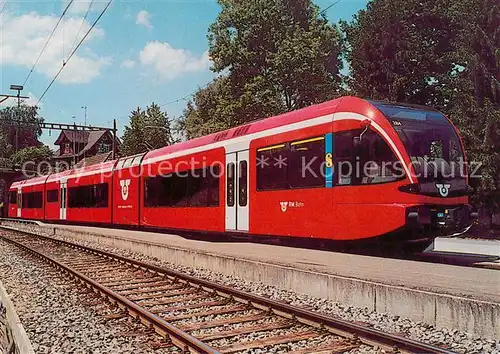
[
  {"x1": 182, "y1": 0, "x2": 344, "y2": 138},
  {"x1": 0, "y1": 104, "x2": 44, "y2": 158},
  {"x1": 121, "y1": 103, "x2": 175, "y2": 156},
  {"x1": 179, "y1": 76, "x2": 238, "y2": 140},
  {"x1": 344, "y1": 0, "x2": 500, "y2": 213},
  {"x1": 342, "y1": 0, "x2": 459, "y2": 108},
  {"x1": 446, "y1": 0, "x2": 500, "y2": 212},
  {"x1": 10, "y1": 146, "x2": 53, "y2": 172}
]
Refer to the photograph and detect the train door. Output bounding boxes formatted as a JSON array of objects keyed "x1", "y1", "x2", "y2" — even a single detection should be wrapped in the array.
[
  {"x1": 16, "y1": 188, "x2": 21, "y2": 218},
  {"x1": 225, "y1": 150, "x2": 249, "y2": 232},
  {"x1": 59, "y1": 181, "x2": 67, "y2": 220}
]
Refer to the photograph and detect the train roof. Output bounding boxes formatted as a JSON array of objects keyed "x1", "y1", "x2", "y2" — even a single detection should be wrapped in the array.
[
  {"x1": 142, "y1": 96, "x2": 347, "y2": 165},
  {"x1": 12, "y1": 95, "x2": 425, "y2": 188},
  {"x1": 11, "y1": 174, "x2": 49, "y2": 189}
]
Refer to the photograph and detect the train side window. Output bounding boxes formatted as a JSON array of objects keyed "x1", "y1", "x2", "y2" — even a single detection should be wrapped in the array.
[
  {"x1": 227, "y1": 163, "x2": 235, "y2": 207},
  {"x1": 9, "y1": 191, "x2": 17, "y2": 204},
  {"x1": 208, "y1": 165, "x2": 220, "y2": 207},
  {"x1": 288, "y1": 136, "x2": 325, "y2": 188},
  {"x1": 68, "y1": 183, "x2": 108, "y2": 208},
  {"x1": 334, "y1": 130, "x2": 360, "y2": 186},
  {"x1": 132, "y1": 155, "x2": 143, "y2": 166},
  {"x1": 170, "y1": 173, "x2": 189, "y2": 207},
  {"x1": 145, "y1": 167, "x2": 220, "y2": 208},
  {"x1": 22, "y1": 192, "x2": 43, "y2": 209},
  {"x1": 94, "y1": 184, "x2": 109, "y2": 208},
  {"x1": 256, "y1": 144, "x2": 288, "y2": 190},
  {"x1": 144, "y1": 176, "x2": 162, "y2": 207},
  {"x1": 188, "y1": 172, "x2": 208, "y2": 207},
  {"x1": 238, "y1": 161, "x2": 248, "y2": 207},
  {"x1": 123, "y1": 158, "x2": 133, "y2": 169},
  {"x1": 47, "y1": 189, "x2": 59, "y2": 203},
  {"x1": 334, "y1": 129, "x2": 402, "y2": 185}
]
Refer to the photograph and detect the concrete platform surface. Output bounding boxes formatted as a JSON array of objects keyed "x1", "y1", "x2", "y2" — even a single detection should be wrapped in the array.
[
  {"x1": 35, "y1": 223, "x2": 500, "y2": 303},
  {"x1": 3, "y1": 221, "x2": 500, "y2": 340},
  {"x1": 433, "y1": 237, "x2": 500, "y2": 257}
]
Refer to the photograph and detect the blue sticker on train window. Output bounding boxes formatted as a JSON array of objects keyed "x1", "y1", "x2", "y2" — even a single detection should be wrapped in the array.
[{"x1": 325, "y1": 133, "x2": 333, "y2": 187}]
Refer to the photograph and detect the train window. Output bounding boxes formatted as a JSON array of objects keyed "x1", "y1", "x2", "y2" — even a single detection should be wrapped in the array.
[
  {"x1": 171, "y1": 173, "x2": 189, "y2": 207},
  {"x1": 288, "y1": 136, "x2": 325, "y2": 188},
  {"x1": 123, "y1": 158, "x2": 133, "y2": 169},
  {"x1": 227, "y1": 163, "x2": 235, "y2": 207},
  {"x1": 144, "y1": 166, "x2": 220, "y2": 208},
  {"x1": 47, "y1": 189, "x2": 59, "y2": 203},
  {"x1": 256, "y1": 144, "x2": 288, "y2": 190},
  {"x1": 9, "y1": 191, "x2": 17, "y2": 204},
  {"x1": 208, "y1": 165, "x2": 220, "y2": 207},
  {"x1": 334, "y1": 130, "x2": 361, "y2": 185},
  {"x1": 22, "y1": 192, "x2": 43, "y2": 209},
  {"x1": 116, "y1": 159, "x2": 126, "y2": 169},
  {"x1": 334, "y1": 129, "x2": 402, "y2": 185},
  {"x1": 132, "y1": 155, "x2": 143, "y2": 166},
  {"x1": 144, "y1": 176, "x2": 162, "y2": 207},
  {"x1": 238, "y1": 161, "x2": 248, "y2": 207},
  {"x1": 68, "y1": 183, "x2": 108, "y2": 208}
]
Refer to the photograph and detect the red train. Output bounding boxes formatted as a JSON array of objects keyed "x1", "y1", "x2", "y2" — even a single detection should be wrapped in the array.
[{"x1": 7, "y1": 96, "x2": 477, "y2": 252}]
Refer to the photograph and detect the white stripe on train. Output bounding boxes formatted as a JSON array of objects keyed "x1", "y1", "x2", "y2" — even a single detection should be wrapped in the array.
[{"x1": 12, "y1": 111, "x2": 414, "y2": 187}]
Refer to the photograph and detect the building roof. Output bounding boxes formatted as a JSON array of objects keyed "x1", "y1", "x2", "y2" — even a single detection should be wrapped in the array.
[
  {"x1": 54, "y1": 130, "x2": 91, "y2": 145},
  {"x1": 74, "y1": 151, "x2": 113, "y2": 169},
  {"x1": 54, "y1": 130, "x2": 120, "y2": 159}
]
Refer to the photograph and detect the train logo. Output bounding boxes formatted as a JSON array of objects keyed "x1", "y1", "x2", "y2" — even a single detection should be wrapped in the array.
[
  {"x1": 280, "y1": 202, "x2": 288, "y2": 212},
  {"x1": 120, "y1": 179, "x2": 131, "y2": 201},
  {"x1": 436, "y1": 183, "x2": 451, "y2": 197}
]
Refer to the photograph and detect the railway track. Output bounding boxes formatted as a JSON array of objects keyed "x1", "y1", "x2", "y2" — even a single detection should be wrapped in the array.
[{"x1": 0, "y1": 227, "x2": 455, "y2": 354}]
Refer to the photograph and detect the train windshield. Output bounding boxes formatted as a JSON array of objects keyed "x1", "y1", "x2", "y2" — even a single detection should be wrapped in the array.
[{"x1": 369, "y1": 101, "x2": 466, "y2": 183}]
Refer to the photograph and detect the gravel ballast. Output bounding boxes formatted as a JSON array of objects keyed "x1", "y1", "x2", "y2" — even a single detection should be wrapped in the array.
[
  {"x1": 44, "y1": 231, "x2": 500, "y2": 354},
  {"x1": 0, "y1": 240, "x2": 177, "y2": 354}
]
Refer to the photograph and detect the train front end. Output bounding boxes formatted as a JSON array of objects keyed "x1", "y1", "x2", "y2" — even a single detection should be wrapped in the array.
[{"x1": 370, "y1": 100, "x2": 477, "y2": 239}]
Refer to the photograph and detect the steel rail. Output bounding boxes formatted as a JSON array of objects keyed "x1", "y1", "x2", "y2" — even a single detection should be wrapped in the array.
[
  {"x1": 0, "y1": 225, "x2": 456, "y2": 354},
  {"x1": 0, "y1": 232, "x2": 221, "y2": 354}
]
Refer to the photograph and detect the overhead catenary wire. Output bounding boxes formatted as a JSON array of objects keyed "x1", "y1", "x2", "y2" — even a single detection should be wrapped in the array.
[
  {"x1": 23, "y1": 0, "x2": 75, "y2": 87},
  {"x1": 36, "y1": 0, "x2": 113, "y2": 106},
  {"x1": 117, "y1": 0, "x2": 341, "y2": 123},
  {"x1": 319, "y1": 0, "x2": 341, "y2": 15},
  {"x1": 0, "y1": 0, "x2": 9, "y2": 14},
  {"x1": 67, "y1": 0, "x2": 94, "y2": 57},
  {"x1": 115, "y1": 81, "x2": 212, "y2": 122}
]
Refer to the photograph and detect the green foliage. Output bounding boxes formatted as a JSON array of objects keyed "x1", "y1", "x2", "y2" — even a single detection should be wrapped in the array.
[
  {"x1": 10, "y1": 146, "x2": 53, "y2": 168},
  {"x1": 446, "y1": 0, "x2": 500, "y2": 210},
  {"x1": 178, "y1": 77, "x2": 238, "y2": 140},
  {"x1": 182, "y1": 0, "x2": 344, "y2": 138},
  {"x1": 121, "y1": 103, "x2": 176, "y2": 156},
  {"x1": 0, "y1": 105, "x2": 44, "y2": 158},
  {"x1": 343, "y1": 0, "x2": 500, "y2": 211},
  {"x1": 341, "y1": 0, "x2": 460, "y2": 107}
]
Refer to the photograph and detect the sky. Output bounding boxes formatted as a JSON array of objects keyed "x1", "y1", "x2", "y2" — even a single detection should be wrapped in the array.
[{"x1": 0, "y1": 0, "x2": 369, "y2": 150}]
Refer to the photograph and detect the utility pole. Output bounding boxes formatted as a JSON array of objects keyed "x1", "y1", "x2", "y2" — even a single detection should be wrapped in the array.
[
  {"x1": 112, "y1": 119, "x2": 117, "y2": 160},
  {"x1": 9, "y1": 85, "x2": 24, "y2": 153},
  {"x1": 81, "y1": 106, "x2": 87, "y2": 126},
  {"x1": 73, "y1": 122, "x2": 77, "y2": 167}
]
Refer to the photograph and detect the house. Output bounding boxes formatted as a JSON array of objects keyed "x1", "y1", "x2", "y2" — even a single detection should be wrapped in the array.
[{"x1": 53, "y1": 130, "x2": 120, "y2": 168}]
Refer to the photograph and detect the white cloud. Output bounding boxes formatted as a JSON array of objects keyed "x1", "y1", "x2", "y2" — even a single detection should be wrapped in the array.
[
  {"x1": 0, "y1": 92, "x2": 41, "y2": 108},
  {"x1": 61, "y1": 0, "x2": 108, "y2": 15},
  {"x1": 120, "y1": 59, "x2": 136, "y2": 69},
  {"x1": 139, "y1": 41, "x2": 211, "y2": 80},
  {"x1": 0, "y1": 11, "x2": 110, "y2": 84},
  {"x1": 136, "y1": 10, "x2": 152, "y2": 29}
]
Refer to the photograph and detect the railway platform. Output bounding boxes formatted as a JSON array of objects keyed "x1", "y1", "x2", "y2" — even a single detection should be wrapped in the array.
[{"x1": 1, "y1": 219, "x2": 499, "y2": 341}]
